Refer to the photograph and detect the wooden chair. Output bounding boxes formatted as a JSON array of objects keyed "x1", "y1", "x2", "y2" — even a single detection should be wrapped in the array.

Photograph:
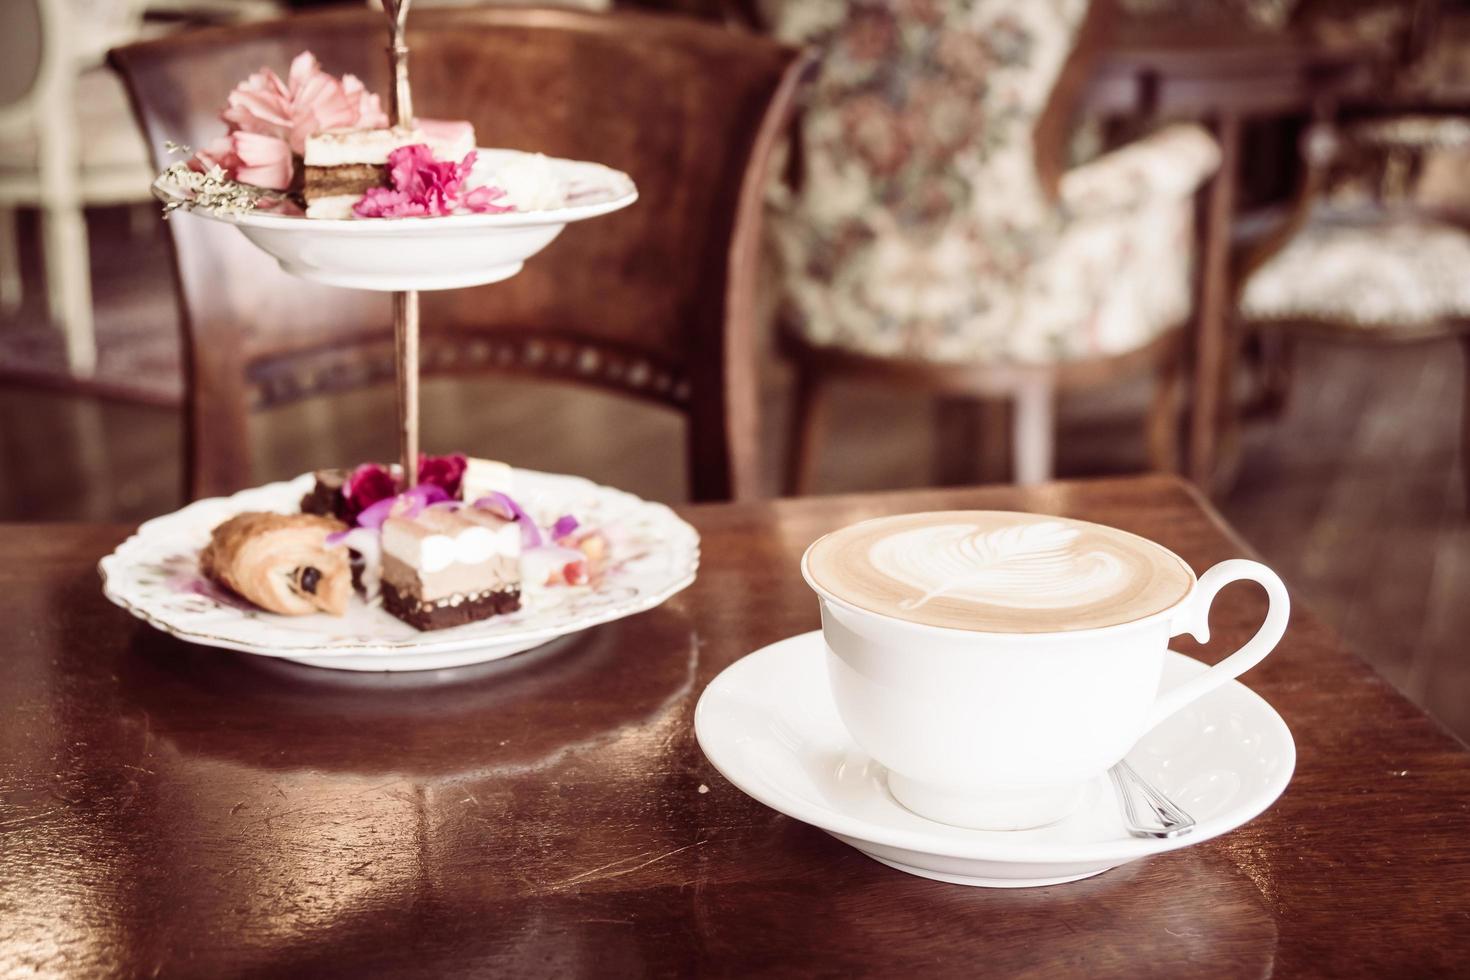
[
  {"x1": 762, "y1": 0, "x2": 1220, "y2": 491},
  {"x1": 1238, "y1": 112, "x2": 1470, "y2": 506},
  {"x1": 110, "y1": 7, "x2": 806, "y2": 502}
]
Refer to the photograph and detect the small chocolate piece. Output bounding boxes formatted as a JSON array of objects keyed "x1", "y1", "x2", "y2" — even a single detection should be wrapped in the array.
[
  {"x1": 348, "y1": 550, "x2": 366, "y2": 594},
  {"x1": 300, "y1": 468, "x2": 349, "y2": 519}
]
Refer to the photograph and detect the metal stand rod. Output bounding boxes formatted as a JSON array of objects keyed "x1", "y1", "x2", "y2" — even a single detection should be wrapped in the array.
[
  {"x1": 393, "y1": 290, "x2": 420, "y2": 488},
  {"x1": 384, "y1": 0, "x2": 418, "y2": 490},
  {"x1": 384, "y1": 0, "x2": 415, "y2": 127}
]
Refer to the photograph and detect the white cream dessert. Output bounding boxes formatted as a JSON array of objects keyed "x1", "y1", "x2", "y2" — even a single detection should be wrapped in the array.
[
  {"x1": 460, "y1": 457, "x2": 515, "y2": 502},
  {"x1": 471, "y1": 153, "x2": 568, "y2": 212},
  {"x1": 301, "y1": 119, "x2": 477, "y2": 218},
  {"x1": 379, "y1": 505, "x2": 521, "y2": 630}
]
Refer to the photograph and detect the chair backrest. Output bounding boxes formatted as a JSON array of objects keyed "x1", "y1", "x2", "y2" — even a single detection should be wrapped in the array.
[
  {"x1": 1, "y1": 0, "x2": 149, "y2": 124},
  {"x1": 758, "y1": 0, "x2": 1111, "y2": 356},
  {"x1": 110, "y1": 7, "x2": 806, "y2": 502},
  {"x1": 0, "y1": 0, "x2": 63, "y2": 135}
]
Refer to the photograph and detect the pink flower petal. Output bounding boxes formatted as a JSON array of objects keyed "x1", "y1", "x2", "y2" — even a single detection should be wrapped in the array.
[
  {"x1": 189, "y1": 134, "x2": 239, "y2": 174},
  {"x1": 463, "y1": 185, "x2": 515, "y2": 214},
  {"x1": 223, "y1": 87, "x2": 292, "y2": 136},
  {"x1": 417, "y1": 453, "x2": 467, "y2": 497},
  {"x1": 342, "y1": 462, "x2": 398, "y2": 520},
  {"x1": 287, "y1": 51, "x2": 323, "y2": 95},
  {"x1": 205, "y1": 50, "x2": 391, "y2": 172},
  {"x1": 354, "y1": 188, "x2": 428, "y2": 218},
  {"x1": 352, "y1": 146, "x2": 514, "y2": 218},
  {"x1": 229, "y1": 131, "x2": 293, "y2": 190}
]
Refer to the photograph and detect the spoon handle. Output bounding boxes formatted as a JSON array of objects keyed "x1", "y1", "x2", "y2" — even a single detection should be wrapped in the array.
[{"x1": 1109, "y1": 760, "x2": 1196, "y2": 839}]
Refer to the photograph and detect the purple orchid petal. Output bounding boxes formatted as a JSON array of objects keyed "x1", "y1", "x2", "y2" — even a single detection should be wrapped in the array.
[
  {"x1": 354, "y1": 484, "x2": 450, "y2": 529},
  {"x1": 471, "y1": 495, "x2": 514, "y2": 520},
  {"x1": 356, "y1": 495, "x2": 398, "y2": 530},
  {"x1": 551, "y1": 515, "x2": 579, "y2": 541},
  {"x1": 405, "y1": 483, "x2": 451, "y2": 505},
  {"x1": 473, "y1": 491, "x2": 542, "y2": 548}
]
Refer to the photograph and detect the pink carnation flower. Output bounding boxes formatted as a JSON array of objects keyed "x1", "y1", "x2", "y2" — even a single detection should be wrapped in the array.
[
  {"x1": 354, "y1": 146, "x2": 515, "y2": 218},
  {"x1": 190, "y1": 51, "x2": 388, "y2": 190},
  {"x1": 340, "y1": 453, "x2": 469, "y2": 523},
  {"x1": 192, "y1": 131, "x2": 294, "y2": 191}
]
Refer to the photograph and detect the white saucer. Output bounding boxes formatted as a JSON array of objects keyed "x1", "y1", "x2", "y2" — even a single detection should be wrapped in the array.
[{"x1": 695, "y1": 631, "x2": 1295, "y2": 888}]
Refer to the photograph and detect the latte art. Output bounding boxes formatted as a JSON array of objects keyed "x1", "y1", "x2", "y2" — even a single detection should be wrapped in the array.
[
  {"x1": 873, "y1": 522, "x2": 1127, "y2": 612},
  {"x1": 804, "y1": 511, "x2": 1195, "y2": 633}
]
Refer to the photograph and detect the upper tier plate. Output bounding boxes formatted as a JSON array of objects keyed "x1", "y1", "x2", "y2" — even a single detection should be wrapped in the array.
[
  {"x1": 155, "y1": 149, "x2": 638, "y2": 291},
  {"x1": 99, "y1": 469, "x2": 697, "y2": 672}
]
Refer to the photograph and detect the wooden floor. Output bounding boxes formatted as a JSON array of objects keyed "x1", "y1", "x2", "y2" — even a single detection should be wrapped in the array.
[{"x1": 2, "y1": 213, "x2": 1467, "y2": 745}]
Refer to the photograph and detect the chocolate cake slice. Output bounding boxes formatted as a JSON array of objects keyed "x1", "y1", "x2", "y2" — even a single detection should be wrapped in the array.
[{"x1": 379, "y1": 505, "x2": 521, "y2": 630}]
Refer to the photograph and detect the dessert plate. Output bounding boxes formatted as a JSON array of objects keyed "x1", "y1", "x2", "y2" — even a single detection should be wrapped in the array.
[
  {"x1": 100, "y1": 469, "x2": 697, "y2": 672},
  {"x1": 155, "y1": 149, "x2": 637, "y2": 291},
  {"x1": 695, "y1": 632, "x2": 1295, "y2": 888}
]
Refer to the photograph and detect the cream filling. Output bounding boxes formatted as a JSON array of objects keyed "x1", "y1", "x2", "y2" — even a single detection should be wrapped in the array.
[
  {"x1": 304, "y1": 126, "x2": 476, "y2": 167},
  {"x1": 382, "y1": 519, "x2": 520, "y2": 573},
  {"x1": 303, "y1": 195, "x2": 360, "y2": 220},
  {"x1": 382, "y1": 553, "x2": 519, "y2": 603}
]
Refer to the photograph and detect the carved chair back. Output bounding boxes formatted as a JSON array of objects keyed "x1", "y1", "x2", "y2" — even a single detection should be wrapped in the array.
[{"x1": 111, "y1": 7, "x2": 806, "y2": 501}]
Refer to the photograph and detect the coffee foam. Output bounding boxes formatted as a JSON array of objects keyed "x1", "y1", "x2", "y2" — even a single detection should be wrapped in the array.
[{"x1": 804, "y1": 511, "x2": 1194, "y2": 633}]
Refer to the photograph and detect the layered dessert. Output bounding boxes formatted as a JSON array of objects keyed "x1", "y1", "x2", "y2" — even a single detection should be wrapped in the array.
[
  {"x1": 166, "y1": 53, "x2": 581, "y2": 220},
  {"x1": 302, "y1": 120, "x2": 476, "y2": 218},
  {"x1": 204, "y1": 454, "x2": 605, "y2": 629},
  {"x1": 380, "y1": 505, "x2": 522, "y2": 630}
]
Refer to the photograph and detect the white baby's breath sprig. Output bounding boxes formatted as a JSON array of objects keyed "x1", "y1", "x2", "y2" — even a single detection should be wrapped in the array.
[{"x1": 154, "y1": 160, "x2": 276, "y2": 218}]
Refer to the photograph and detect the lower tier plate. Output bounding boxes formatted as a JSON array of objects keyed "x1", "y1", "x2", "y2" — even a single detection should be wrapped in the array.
[{"x1": 100, "y1": 468, "x2": 698, "y2": 671}]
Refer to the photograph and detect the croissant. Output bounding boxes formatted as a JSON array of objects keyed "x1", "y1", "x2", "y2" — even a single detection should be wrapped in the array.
[{"x1": 201, "y1": 512, "x2": 351, "y2": 616}]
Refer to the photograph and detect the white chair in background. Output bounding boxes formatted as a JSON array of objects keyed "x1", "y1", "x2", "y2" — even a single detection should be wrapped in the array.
[{"x1": 0, "y1": 0, "x2": 159, "y2": 377}]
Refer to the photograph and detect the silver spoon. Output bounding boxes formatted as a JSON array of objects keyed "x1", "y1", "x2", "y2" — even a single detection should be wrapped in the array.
[{"x1": 1108, "y1": 760, "x2": 1195, "y2": 838}]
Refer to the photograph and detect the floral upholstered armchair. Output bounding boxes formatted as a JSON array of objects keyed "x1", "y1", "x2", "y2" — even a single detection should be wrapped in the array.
[{"x1": 760, "y1": 0, "x2": 1220, "y2": 487}]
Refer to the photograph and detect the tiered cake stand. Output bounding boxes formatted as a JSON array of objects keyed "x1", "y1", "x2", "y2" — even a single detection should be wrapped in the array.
[
  {"x1": 107, "y1": 1, "x2": 697, "y2": 672},
  {"x1": 185, "y1": 0, "x2": 639, "y2": 488}
]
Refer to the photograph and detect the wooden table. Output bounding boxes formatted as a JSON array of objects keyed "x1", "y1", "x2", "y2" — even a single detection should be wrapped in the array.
[
  {"x1": 1089, "y1": 23, "x2": 1384, "y2": 489},
  {"x1": 4, "y1": 476, "x2": 1469, "y2": 976}
]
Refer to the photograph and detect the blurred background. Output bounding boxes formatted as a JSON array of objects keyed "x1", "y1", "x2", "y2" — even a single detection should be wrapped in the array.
[{"x1": 2, "y1": 0, "x2": 1467, "y2": 739}]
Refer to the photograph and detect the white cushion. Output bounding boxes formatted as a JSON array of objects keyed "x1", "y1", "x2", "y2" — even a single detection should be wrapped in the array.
[{"x1": 1241, "y1": 208, "x2": 1470, "y2": 327}]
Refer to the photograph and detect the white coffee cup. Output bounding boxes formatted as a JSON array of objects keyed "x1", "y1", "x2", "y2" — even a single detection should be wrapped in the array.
[{"x1": 801, "y1": 512, "x2": 1289, "y2": 831}]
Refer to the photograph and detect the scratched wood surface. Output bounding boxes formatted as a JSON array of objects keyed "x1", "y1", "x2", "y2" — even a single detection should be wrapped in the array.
[{"x1": 2, "y1": 476, "x2": 1468, "y2": 976}]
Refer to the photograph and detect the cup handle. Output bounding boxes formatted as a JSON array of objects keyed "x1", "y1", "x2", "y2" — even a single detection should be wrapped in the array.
[{"x1": 1144, "y1": 558, "x2": 1290, "y2": 731}]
